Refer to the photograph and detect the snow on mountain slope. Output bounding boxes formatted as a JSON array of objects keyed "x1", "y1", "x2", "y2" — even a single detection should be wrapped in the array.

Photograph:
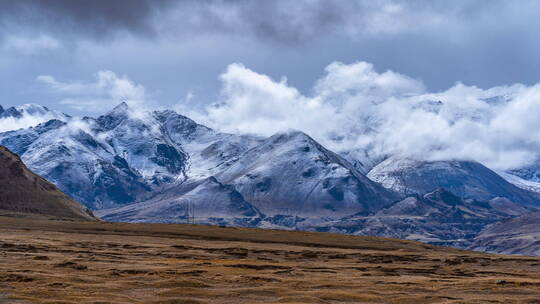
[
  {"x1": 16, "y1": 104, "x2": 67, "y2": 118},
  {"x1": 506, "y1": 163, "x2": 540, "y2": 187},
  {"x1": 0, "y1": 118, "x2": 152, "y2": 209},
  {"x1": 498, "y1": 171, "x2": 540, "y2": 194},
  {"x1": 98, "y1": 130, "x2": 399, "y2": 226},
  {"x1": 153, "y1": 109, "x2": 262, "y2": 178},
  {"x1": 96, "y1": 176, "x2": 262, "y2": 226},
  {"x1": 90, "y1": 104, "x2": 189, "y2": 185},
  {"x1": 367, "y1": 157, "x2": 540, "y2": 206},
  {"x1": 0, "y1": 103, "x2": 70, "y2": 132},
  {"x1": 213, "y1": 131, "x2": 399, "y2": 220},
  {"x1": 0, "y1": 104, "x2": 181, "y2": 208},
  {"x1": 0, "y1": 103, "x2": 261, "y2": 210}
]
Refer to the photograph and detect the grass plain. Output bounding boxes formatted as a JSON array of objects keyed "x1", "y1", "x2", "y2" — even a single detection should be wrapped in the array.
[{"x1": 1, "y1": 215, "x2": 540, "y2": 304}]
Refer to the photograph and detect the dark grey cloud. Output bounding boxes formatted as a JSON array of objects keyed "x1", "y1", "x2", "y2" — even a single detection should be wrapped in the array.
[
  {"x1": 3, "y1": 0, "x2": 540, "y2": 119},
  {"x1": 0, "y1": 0, "x2": 496, "y2": 43},
  {"x1": 0, "y1": 0, "x2": 175, "y2": 40},
  {"x1": 0, "y1": 0, "x2": 526, "y2": 46},
  {"x1": 0, "y1": 0, "x2": 360, "y2": 44},
  {"x1": 203, "y1": 1, "x2": 350, "y2": 43}
]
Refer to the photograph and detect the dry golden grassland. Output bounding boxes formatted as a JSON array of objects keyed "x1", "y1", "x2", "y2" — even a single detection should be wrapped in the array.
[{"x1": 1, "y1": 216, "x2": 540, "y2": 303}]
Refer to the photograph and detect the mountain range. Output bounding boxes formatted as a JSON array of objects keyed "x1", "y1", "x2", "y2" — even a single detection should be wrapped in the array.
[{"x1": 2, "y1": 103, "x2": 540, "y2": 254}]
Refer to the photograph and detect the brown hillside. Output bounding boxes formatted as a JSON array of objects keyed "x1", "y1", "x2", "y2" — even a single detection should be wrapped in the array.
[
  {"x1": 1, "y1": 217, "x2": 540, "y2": 303},
  {"x1": 0, "y1": 146, "x2": 94, "y2": 220}
]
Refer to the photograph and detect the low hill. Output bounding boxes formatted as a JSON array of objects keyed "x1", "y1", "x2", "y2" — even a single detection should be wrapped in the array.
[
  {"x1": 471, "y1": 211, "x2": 540, "y2": 256},
  {"x1": 0, "y1": 146, "x2": 95, "y2": 220},
  {"x1": 328, "y1": 188, "x2": 535, "y2": 248}
]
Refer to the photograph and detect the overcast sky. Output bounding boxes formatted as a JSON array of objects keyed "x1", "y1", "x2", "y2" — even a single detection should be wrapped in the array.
[
  {"x1": 5, "y1": 1, "x2": 540, "y2": 171},
  {"x1": 2, "y1": 0, "x2": 540, "y2": 114}
]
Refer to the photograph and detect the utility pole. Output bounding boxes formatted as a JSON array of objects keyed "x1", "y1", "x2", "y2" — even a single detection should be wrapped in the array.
[
  {"x1": 190, "y1": 202, "x2": 195, "y2": 224},
  {"x1": 184, "y1": 201, "x2": 195, "y2": 224},
  {"x1": 183, "y1": 201, "x2": 193, "y2": 224}
]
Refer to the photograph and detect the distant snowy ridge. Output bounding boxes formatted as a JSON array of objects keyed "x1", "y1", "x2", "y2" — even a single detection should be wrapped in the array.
[{"x1": 0, "y1": 103, "x2": 70, "y2": 132}]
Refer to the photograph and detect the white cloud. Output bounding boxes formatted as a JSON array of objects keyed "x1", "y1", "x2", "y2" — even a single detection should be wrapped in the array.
[
  {"x1": 0, "y1": 104, "x2": 67, "y2": 132},
  {"x1": 189, "y1": 61, "x2": 540, "y2": 171},
  {"x1": 0, "y1": 115, "x2": 50, "y2": 133},
  {"x1": 314, "y1": 61, "x2": 425, "y2": 99},
  {"x1": 36, "y1": 70, "x2": 148, "y2": 113},
  {"x1": 2, "y1": 34, "x2": 61, "y2": 54},
  {"x1": 29, "y1": 62, "x2": 540, "y2": 173},
  {"x1": 197, "y1": 63, "x2": 336, "y2": 138}
]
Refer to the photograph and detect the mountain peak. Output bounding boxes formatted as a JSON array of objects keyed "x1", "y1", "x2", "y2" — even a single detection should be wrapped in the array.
[
  {"x1": 16, "y1": 104, "x2": 50, "y2": 116},
  {"x1": 267, "y1": 129, "x2": 317, "y2": 146},
  {"x1": 0, "y1": 103, "x2": 68, "y2": 120},
  {"x1": 110, "y1": 102, "x2": 130, "y2": 113},
  {"x1": 153, "y1": 109, "x2": 199, "y2": 127},
  {"x1": 96, "y1": 102, "x2": 131, "y2": 131},
  {"x1": 0, "y1": 106, "x2": 22, "y2": 118},
  {"x1": 273, "y1": 129, "x2": 310, "y2": 138}
]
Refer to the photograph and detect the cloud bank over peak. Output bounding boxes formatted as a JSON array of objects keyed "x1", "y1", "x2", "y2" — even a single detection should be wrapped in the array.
[
  {"x1": 0, "y1": 104, "x2": 68, "y2": 132},
  {"x1": 190, "y1": 61, "x2": 540, "y2": 171},
  {"x1": 9, "y1": 60, "x2": 540, "y2": 173}
]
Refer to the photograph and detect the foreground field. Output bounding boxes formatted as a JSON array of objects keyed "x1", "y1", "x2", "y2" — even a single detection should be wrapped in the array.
[{"x1": 1, "y1": 216, "x2": 540, "y2": 303}]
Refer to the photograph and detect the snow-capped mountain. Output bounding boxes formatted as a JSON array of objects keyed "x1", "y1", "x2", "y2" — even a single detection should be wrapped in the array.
[
  {"x1": 507, "y1": 164, "x2": 540, "y2": 186},
  {"x1": 0, "y1": 102, "x2": 265, "y2": 209},
  {"x1": 0, "y1": 102, "x2": 398, "y2": 225},
  {"x1": 497, "y1": 171, "x2": 540, "y2": 194},
  {"x1": 97, "y1": 130, "x2": 398, "y2": 226},
  {"x1": 5, "y1": 104, "x2": 67, "y2": 118},
  {"x1": 0, "y1": 117, "x2": 151, "y2": 209},
  {"x1": 1, "y1": 104, "x2": 173, "y2": 208},
  {"x1": 367, "y1": 157, "x2": 540, "y2": 206},
  {"x1": 2, "y1": 103, "x2": 394, "y2": 215},
  {"x1": 213, "y1": 131, "x2": 398, "y2": 218},
  {"x1": 0, "y1": 104, "x2": 70, "y2": 132}
]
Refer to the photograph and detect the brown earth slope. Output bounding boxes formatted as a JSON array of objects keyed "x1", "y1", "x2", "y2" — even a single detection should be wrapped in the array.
[
  {"x1": 1, "y1": 217, "x2": 540, "y2": 303},
  {"x1": 0, "y1": 146, "x2": 94, "y2": 220},
  {"x1": 471, "y1": 211, "x2": 540, "y2": 256}
]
